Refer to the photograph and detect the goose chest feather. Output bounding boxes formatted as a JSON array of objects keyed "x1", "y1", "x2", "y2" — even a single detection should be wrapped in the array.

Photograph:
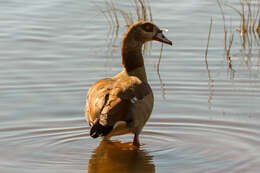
[{"x1": 85, "y1": 21, "x2": 172, "y2": 146}]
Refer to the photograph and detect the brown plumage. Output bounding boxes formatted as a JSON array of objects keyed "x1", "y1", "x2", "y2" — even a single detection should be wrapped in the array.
[{"x1": 85, "y1": 21, "x2": 172, "y2": 146}]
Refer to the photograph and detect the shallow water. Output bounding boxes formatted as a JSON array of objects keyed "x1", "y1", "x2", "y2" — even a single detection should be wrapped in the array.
[{"x1": 1, "y1": 0, "x2": 260, "y2": 172}]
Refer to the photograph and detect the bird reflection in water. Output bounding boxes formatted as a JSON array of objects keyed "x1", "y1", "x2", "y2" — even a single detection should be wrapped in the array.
[{"x1": 87, "y1": 140, "x2": 155, "y2": 173}]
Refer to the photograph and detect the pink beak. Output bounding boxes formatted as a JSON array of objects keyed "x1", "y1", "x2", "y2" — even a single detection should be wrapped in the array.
[{"x1": 153, "y1": 30, "x2": 172, "y2": 45}]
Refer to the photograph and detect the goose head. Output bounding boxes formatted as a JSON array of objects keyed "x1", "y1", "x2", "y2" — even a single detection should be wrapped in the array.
[
  {"x1": 122, "y1": 21, "x2": 172, "y2": 72},
  {"x1": 126, "y1": 21, "x2": 172, "y2": 45}
]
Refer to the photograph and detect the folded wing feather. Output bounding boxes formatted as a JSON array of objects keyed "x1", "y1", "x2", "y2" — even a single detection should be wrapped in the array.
[{"x1": 85, "y1": 76, "x2": 152, "y2": 137}]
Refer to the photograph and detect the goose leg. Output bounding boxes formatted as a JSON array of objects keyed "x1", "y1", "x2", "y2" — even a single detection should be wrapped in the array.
[
  {"x1": 103, "y1": 136, "x2": 110, "y2": 141},
  {"x1": 133, "y1": 133, "x2": 140, "y2": 147}
]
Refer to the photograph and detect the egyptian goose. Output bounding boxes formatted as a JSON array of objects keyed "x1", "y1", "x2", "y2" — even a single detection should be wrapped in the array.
[{"x1": 85, "y1": 21, "x2": 172, "y2": 146}]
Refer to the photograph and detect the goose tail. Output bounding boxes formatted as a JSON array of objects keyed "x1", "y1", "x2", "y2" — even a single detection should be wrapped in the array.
[{"x1": 90, "y1": 122, "x2": 113, "y2": 138}]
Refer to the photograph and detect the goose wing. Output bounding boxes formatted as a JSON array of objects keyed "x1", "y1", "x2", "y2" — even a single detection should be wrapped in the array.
[{"x1": 85, "y1": 76, "x2": 152, "y2": 138}]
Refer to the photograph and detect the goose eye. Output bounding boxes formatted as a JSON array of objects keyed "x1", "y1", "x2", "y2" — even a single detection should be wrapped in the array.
[{"x1": 141, "y1": 23, "x2": 153, "y2": 32}]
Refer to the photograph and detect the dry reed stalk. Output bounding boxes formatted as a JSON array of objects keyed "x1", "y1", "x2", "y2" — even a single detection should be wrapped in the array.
[
  {"x1": 257, "y1": 19, "x2": 260, "y2": 33},
  {"x1": 103, "y1": 0, "x2": 152, "y2": 30},
  {"x1": 216, "y1": 0, "x2": 260, "y2": 69},
  {"x1": 156, "y1": 44, "x2": 163, "y2": 74},
  {"x1": 204, "y1": 17, "x2": 214, "y2": 107},
  {"x1": 101, "y1": 0, "x2": 152, "y2": 52},
  {"x1": 217, "y1": 0, "x2": 227, "y2": 51},
  {"x1": 133, "y1": 0, "x2": 141, "y2": 21},
  {"x1": 226, "y1": 21, "x2": 234, "y2": 70},
  {"x1": 148, "y1": 5, "x2": 153, "y2": 21},
  {"x1": 205, "y1": 17, "x2": 213, "y2": 80},
  {"x1": 138, "y1": 0, "x2": 147, "y2": 21},
  {"x1": 156, "y1": 43, "x2": 166, "y2": 100},
  {"x1": 217, "y1": 0, "x2": 235, "y2": 70},
  {"x1": 225, "y1": 0, "x2": 260, "y2": 36},
  {"x1": 110, "y1": 0, "x2": 119, "y2": 28},
  {"x1": 252, "y1": 1, "x2": 260, "y2": 30}
]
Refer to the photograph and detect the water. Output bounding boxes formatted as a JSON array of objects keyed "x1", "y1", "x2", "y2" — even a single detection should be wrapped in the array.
[{"x1": 0, "y1": 0, "x2": 260, "y2": 172}]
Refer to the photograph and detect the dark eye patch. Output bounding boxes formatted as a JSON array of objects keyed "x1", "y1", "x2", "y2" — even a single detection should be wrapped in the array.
[{"x1": 141, "y1": 23, "x2": 154, "y2": 32}]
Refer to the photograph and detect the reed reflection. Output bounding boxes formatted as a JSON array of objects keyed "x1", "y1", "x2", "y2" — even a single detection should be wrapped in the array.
[{"x1": 87, "y1": 140, "x2": 155, "y2": 173}]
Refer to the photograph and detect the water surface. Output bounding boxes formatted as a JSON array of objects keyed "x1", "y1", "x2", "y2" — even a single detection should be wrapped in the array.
[{"x1": 0, "y1": 0, "x2": 260, "y2": 172}]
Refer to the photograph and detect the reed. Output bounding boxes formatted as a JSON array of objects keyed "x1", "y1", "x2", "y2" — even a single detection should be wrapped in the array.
[
  {"x1": 226, "y1": 21, "x2": 234, "y2": 70},
  {"x1": 203, "y1": 17, "x2": 216, "y2": 108},
  {"x1": 217, "y1": 0, "x2": 234, "y2": 70},
  {"x1": 224, "y1": 0, "x2": 260, "y2": 35},
  {"x1": 99, "y1": 0, "x2": 153, "y2": 54},
  {"x1": 103, "y1": 0, "x2": 152, "y2": 29},
  {"x1": 156, "y1": 43, "x2": 166, "y2": 100},
  {"x1": 204, "y1": 17, "x2": 213, "y2": 80},
  {"x1": 224, "y1": 0, "x2": 260, "y2": 52},
  {"x1": 217, "y1": 0, "x2": 260, "y2": 68}
]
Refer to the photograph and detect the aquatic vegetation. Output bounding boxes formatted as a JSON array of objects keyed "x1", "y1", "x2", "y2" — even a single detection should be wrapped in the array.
[
  {"x1": 216, "y1": 0, "x2": 260, "y2": 71},
  {"x1": 217, "y1": 0, "x2": 235, "y2": 71},
  {"x1": 204, "y1": 0, "x2": 260, "y2": 98},
  {"x1": 101, "y1": 0, "x2": 152, "y2": 42},
  {"x1": 205, "y1": 17, "x2": 213, "y2": 78}
]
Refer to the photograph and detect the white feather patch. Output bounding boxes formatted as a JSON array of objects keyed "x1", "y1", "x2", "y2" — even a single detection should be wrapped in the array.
[
  {"x1": 130, "y1": 97, "x2": 138, "y2": 103},
  {"x1": 113, "y1": 121, "x2": 127, "y2": 129}
]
